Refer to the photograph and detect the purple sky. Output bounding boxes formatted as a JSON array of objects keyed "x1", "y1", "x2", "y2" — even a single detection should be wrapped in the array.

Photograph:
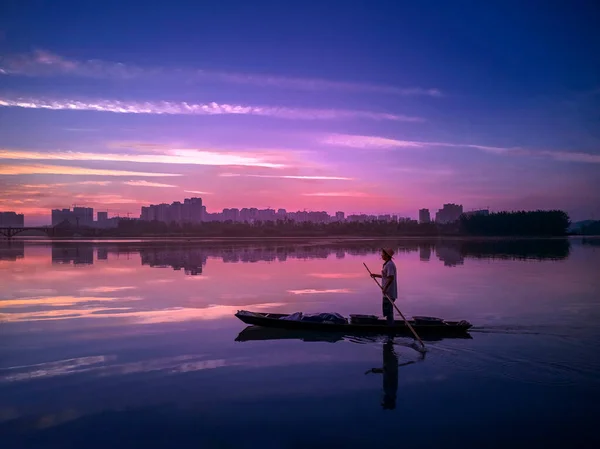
[{"x1": 1, "y1": 1, "x2": 599, "y2": 225}]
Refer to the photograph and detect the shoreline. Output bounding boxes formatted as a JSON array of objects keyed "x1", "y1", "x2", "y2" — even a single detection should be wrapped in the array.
[{"x1": 3, "y1": 235, "x2": 591, "y2": 243}]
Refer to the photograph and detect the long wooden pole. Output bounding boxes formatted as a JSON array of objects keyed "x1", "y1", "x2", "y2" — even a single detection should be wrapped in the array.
[{"x1": 363, "y1": 262, "x2": 426, "y2": 350}]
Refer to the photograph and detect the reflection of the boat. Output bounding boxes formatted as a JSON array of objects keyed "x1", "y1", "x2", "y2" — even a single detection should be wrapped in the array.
[
  {"x1": 235, "y1": 325, "x2": 473, "y2": 343},
  {"x1": 236, "y1": 326, "x2": 435, "y2": 410}
]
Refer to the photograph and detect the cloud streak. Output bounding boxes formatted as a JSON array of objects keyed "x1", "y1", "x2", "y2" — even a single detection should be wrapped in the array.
[
  {"x1": 79, "y1": 286, "x2": 137, "y2": 294},
  {"x1": 0, "y1": 148, "x2": 285, "y2": 168},
  {"x1": 321, "y1": 133, "x2": 512, "y2": 153},
  {"x1": 0, "y1": 50, "x2": 442, "y2": 97},
  {"x1": 18, "y1": 181, "x2": 112, "y2": 188},
  {"x1": 0, "y1": 97, "x2": 422, "y2": 122},
  {"x1": 0, "y1": 164, "x2": 181, "y2": 177},
  {"x1": 322, "y1": 133, "x2": 600, "y2": 163},
  {"x1": 538, "y1": 151, "x2": 600, "y2": 164},
  {"x1": 302, "y1": 192, "x2": 372, "y2": 197},
  {"x1": 321, "y1": 134, "x2": 426, "y2": 149},
  {"x1": 185, "y1": 190, "x2": 213, "y2": 195},
  {"x1": 124, "y1": 180, "x2": 177, "y2": 188},
  {"x1": 219, "y1": 173, "x2": 352, "y2": 180}
]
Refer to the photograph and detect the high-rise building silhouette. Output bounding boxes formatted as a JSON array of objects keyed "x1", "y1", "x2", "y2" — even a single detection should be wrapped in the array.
[
  {"x1": 419, "y1": 208, "x2": 431, "y2": 224},
  {"x1": 52, "y1": 207, "x2": 93, "y2": 227},
  {"x1": 141, "y1": 197, "x2": 203, "y2": 224},
  {"x1": 435, "y1": 203, "x2": 463, "y2": 224},
  {"x1": 184, "y1": 197, "x2": 203, "y2": 222},
  {"x1": 0, "y1": 211, "x2": 24, "y2": 227}
]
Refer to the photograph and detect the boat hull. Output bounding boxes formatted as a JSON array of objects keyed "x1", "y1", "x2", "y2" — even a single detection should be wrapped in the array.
[
  {"x1": 236, "y1": 325, "x2": 473, "y2": 343},
  {"x1": 234, "y1": 311, "x2": 473, "y2": 337}
]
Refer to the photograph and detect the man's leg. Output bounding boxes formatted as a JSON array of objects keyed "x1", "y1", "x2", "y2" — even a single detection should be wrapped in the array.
[{"x1": 382, "y1": 297, "x2": 395, "y2": 325}]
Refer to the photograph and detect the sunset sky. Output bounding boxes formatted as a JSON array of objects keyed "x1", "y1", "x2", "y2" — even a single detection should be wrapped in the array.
[{"x1": 1, "y1": 1, "x2": 599, "y2": 225}]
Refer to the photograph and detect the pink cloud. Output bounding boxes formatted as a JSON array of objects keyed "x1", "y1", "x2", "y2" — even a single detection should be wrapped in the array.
[
  {"x1": 0, "y1": 148, "x2": 285, "y2": 169},
  {"x1": 124, "y1": 180, "x2": 177, "y2": 188},
  {"x1": 0, "y1": 164, "x2": 181, "y2": 177},
  {"x1": 78, "y1": 180, "x2": 113, "y2": 185},
  {"x1": 302, "y1": 192, "x2": 373, "y2": 197},
  {"x1": 72, "y1": 194, "x2": 139, "y2": 204},
  {"x1": 219, "y1": 173, "x2": 352, "y2": 180},
  {"x1": 185, "y1": 190, "x2": 213, "y2": 195},
  {"x1": 79, "y1": 286, "x2": 137, "y2": 293}
]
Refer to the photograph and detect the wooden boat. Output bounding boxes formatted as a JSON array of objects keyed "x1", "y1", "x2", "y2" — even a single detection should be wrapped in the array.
[
  {"x1": 236, "y1": 325, "x2": 473, "y2": 343},
  {"x1": 234, "y1": 310, "x2": 473, "y2": 337}
]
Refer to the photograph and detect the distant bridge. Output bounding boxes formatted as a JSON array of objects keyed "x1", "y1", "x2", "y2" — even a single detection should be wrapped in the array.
[{"x1": 0, "y1": 226, "x2": 56, "y2": 239}]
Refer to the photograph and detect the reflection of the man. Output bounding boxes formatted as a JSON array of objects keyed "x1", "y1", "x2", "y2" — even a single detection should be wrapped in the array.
[{"x1": 365, "y1": 337, "x2": 417, "y2": 410}]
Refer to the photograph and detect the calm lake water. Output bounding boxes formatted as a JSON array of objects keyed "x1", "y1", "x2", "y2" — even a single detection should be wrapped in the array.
[{"x1": 1, "y1": 238, "x2": 599, "y2": 449}]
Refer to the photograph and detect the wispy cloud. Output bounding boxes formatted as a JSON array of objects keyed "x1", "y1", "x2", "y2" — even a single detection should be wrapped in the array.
[
  {"x1": 79, "y1": 286, "x2": 137, "y2": 294},
  {"x1": 18, "y1": 181, "x2": 112, "y2": 188},
  {"x1": 0, "y1": 164, "x2": 181, "y2": 177},
  {"x1": 214, "y1": 73, "x2": 442, "y2": 97},
  {"x1": 319, "y1": 134, "x2": 600, "y2": 164},
  {"x1": 321, "y1": 134, "x2": 426, "y2": 149},
  {"x1": 302, "y1": 192, "x2": 372, "y2": 197},
  {"x1": 185, "y1": 190, "x2": 213, "y2": 195},
  {"x1": 392, "y1": 167, "x2": 455, "y2": 175},
  {"x1": 323, "y1": 134, "x2": 600, "y2": 164},
  {"x1": 320, "y1": 133, "x2": 600, "y2": 163},
  {"x1": 72, "y1": 194, "x2": 139, "y2": 204},
  {"x1": 538, "y1": 151, "x2": 600, "y2": 164},
  {"x1": 78, "y1": 180, "x2": 113, "y2": 185},
  {"x1": 219, "y1": 173, "x2": 352, "y2": 180},
  {"x1": 63, "y1": 127, "x2": 99, "y2": 132},
  {"x1": 0, "y1": 148, "x2": 285, "y2": 168},
  {"x1": 0, "y1": 96, "x2": 422, "y2": 122},
  {"x1": 0, "y1": 50, "x2": 442, "y2": 97},
  {"x1": 325, "y1": 133, "x2": 513, "y2": 153},
  {"x1": 124, "y1": 180, "x2": 177, "y2": 188},
  {"x1": 321, "y1": 133, "x2": 512, "y2": 153}
]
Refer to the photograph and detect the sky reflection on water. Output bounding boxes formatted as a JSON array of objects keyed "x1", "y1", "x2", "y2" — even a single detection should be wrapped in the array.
[{"x1": 1, "y1": 238, "x2": 599, "y2": 448}]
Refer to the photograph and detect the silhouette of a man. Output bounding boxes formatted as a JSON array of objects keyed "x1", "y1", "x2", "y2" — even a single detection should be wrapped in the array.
[{"x1": 370, "y1": 248, "x2": 397, "y2": 325}]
